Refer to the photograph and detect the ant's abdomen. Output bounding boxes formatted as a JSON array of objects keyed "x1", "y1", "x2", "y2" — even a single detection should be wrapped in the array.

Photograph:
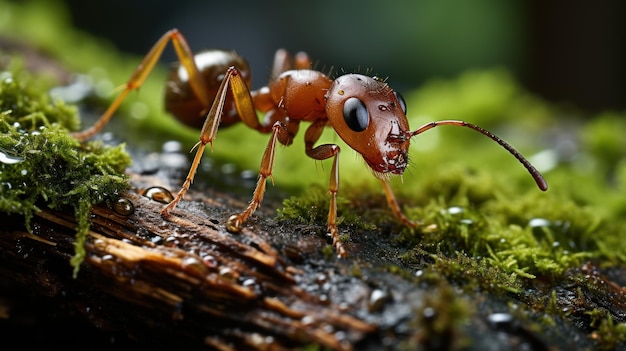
[{"x1": 164, "y1": 49, "x2": 251, "y2": 129}]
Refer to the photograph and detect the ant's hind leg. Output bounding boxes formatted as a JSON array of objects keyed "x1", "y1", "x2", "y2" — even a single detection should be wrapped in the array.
[
  {"x1": 72, "y1": 29, "x2": 212, "y2": 141},
  {"x1": 162, "y1": 66, "x2": 255, "y2": 217}
]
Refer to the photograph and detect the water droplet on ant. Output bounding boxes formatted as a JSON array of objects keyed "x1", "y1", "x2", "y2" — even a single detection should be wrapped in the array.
[
  {"x1": 112, "y1": 197, "x2": 135, "y2": 216},
  {"x1": 142, "y1": 186, "x2": 174, "y2": 204}
]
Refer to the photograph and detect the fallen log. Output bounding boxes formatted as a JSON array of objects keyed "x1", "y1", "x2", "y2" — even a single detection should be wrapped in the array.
[{"x1": 0, "y1": 188, "x2": 378, "y2": 350}]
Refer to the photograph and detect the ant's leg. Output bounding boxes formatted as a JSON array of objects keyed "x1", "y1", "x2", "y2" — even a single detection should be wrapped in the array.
[
  {"x1": 293, "y1": 51, "x2": 312, "y2": 69},
  {"x1": 162, "y1": 66, "x2": 256, "y2": 216},
  {"x1": 304, "y1": 121, "x2": 346, "y2": 258},
  {"x1": 269, "y1": 49, "x2": 311, "y2": 79},
  {"x1": 379, "y1": 179, "x2": 419, "y2": 228},
  {"x1": 225, "y1": 121, "x2": 292, "y2": 232},
  {"x1": 72, "y1": 29, "x2": 212, "y2": 141}
]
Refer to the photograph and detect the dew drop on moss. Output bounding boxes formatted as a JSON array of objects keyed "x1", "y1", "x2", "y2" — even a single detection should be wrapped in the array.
[
  {"x1": 442, "y1": 206, "x2": 464, "y2": 215},
  {"x1": 0, "y1": 148, "x2": 24, "y2": 164},
  {"x1": 529, "y1": 218, "x2": 551, "y2": 228},
  {"x1": 487, "y1": 312, "x2": 514, "y2": 329}
]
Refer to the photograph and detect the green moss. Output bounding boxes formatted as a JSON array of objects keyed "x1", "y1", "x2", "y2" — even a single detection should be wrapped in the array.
[
  {"x1": 277, "y1": 184, "x2": 377, "y2": 231},
  {"x1": 590, "y1": 314, "x2": 626, "y2": 351},
  {"x1": 0, "y1": 64, "x2": 131, "y2": 277}
]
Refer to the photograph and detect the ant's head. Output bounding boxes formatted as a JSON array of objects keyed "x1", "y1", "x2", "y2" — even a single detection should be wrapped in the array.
[{"x1": 326, "y1": 74, "x2": 411, "y2": 178}]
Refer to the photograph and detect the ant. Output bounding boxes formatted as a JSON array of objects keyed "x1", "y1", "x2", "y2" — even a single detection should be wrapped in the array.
[{"x1": 72, "y1": 29, "x2": 548, "y2": 258}]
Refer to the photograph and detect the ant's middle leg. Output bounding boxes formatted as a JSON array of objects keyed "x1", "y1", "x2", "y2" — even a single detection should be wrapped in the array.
[
  {"x1": 72, "y1": 28, "x2": 211, "y2": 141},
  {"x1": 225, "y1": 120, "x2": 293, "y2": 232}
]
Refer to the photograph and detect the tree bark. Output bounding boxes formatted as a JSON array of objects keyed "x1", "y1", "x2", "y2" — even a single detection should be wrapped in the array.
[{"x1": 0, "y1": 187, "x2": 379, "y2": 350}]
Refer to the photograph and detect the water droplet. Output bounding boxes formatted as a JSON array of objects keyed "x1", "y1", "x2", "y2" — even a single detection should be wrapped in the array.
[
  {"x1": 201, "y1": 254, "x2": 218, "y2": 268},
  {"x1": 241, "y1": 169, "x2": 257, "y2": 181},
  {"x1": 315, "y1": 273, "x2": 328, "y2": 285},
  {"x1": 182, "y1": 256, "x2": 207, "y2": 275},
  {"x1": 302, "y1": 315, "x2": 315, "y2": 326},
  {"x1": 162, "y1": 140, "x2": 183, "y2": 153},
  {"x1": 529, "y1": 218, "x2": 553, "y2": 235},
  {"x1": 49, "y1": 74, "x2": 94, "y2": 103},
  {"x1": 94, "y1": 239, "x2": 107, "y2": 250},
  {"x1": 221, "y1": 163, "x2": 236, "y2": 175},
  {"x1": 447, "y1": 206, "x2": 464, "y2": 215},
  {"x1": 241, "y1": 278, "x2": 257, "y2": 288},
  {"x1": 422, "y1": 307, "x2": 436, "y2": 319},
  {"x1": 160, "y1": 152, "x2": 188, "y2": 169},
  {"x1": 219, "y1": 267, "x2": 239, "y2": 280},
  {"x1": 142, "y1": 186, "x2": 174, "y2": 204},
  {"x1": 130, "y1": 102, "x2": 149, "y2": 120},
  {"x1": 112, "y1": 197, "x2": 135, "y2": 216},
  {"x1": 487, "y1": 312, "x2": 513, "y2": 328},
  {"x1": 0, "y1": 148, "x2": 24, "y2": 164},
  {"x1": 368, "y1": 288, "x2": 391, "y2": 312},
  {"x1": 528, "y1": 218, "x2": 551, "y2": 228}
]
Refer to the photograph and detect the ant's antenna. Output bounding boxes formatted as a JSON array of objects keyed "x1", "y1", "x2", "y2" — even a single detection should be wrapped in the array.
[{"x1": 410, "y1": 120, "x2": 548, "y2": 191}]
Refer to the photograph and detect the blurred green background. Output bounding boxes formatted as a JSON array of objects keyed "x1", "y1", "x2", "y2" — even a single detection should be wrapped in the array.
[{"x1": 58, "y1": 0, "x2": 626, "y2": 112}]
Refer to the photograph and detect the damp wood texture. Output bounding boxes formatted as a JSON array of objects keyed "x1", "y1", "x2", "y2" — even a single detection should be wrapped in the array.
[{"x1": 0, "y1": 188, "x2": 381, "y2": 350}]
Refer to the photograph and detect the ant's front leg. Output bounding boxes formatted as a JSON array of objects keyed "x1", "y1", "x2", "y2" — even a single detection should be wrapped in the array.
[
  {"x1": 72, "y1": 29, "x2": 212, "y2": 141},
  {"x1": 304, "y1": 120, "x2": 346, "y2": 258},
  {"x1": 379, "y1": 179, "x2": 420, "y2": 228}
]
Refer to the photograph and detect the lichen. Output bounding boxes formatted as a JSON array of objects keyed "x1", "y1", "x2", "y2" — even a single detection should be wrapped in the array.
[{"x1": 0, "y1": 63, "x2": 131, "y2": 277}]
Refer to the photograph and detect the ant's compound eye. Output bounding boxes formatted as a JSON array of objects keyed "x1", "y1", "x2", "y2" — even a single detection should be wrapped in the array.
[
  {"x1": 394, "y1": 92, "x2": 407, "y2": 114},
  {"x1": 343, "y1": 97, "x2": 369, "y2": 132}
]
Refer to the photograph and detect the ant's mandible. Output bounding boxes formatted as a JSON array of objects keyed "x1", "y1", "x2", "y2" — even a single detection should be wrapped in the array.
[{"x1": 72, "y1": 29, "x2": 548, "y2": 258}]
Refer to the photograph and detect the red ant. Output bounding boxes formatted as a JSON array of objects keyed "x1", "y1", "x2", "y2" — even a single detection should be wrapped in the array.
[{"x1": 73, "y1": 29, "x2": 548, "y2": 258}]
